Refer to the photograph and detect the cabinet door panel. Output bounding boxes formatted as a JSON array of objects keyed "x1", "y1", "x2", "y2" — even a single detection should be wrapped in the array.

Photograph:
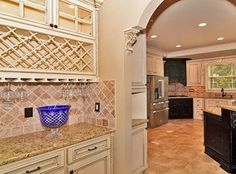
[
  {"x1": 68, "y1": 151, "x2": 111, "y2": 174},
  {"x1": 57, "y1": 0, "x2": 93, "y2": 36},
  {"x1": 0, "y1": 0, "x2": 48, "y2": 25},
  {"x1": 187, "y1": 62, "x2": 201, "y2": 86},
  {"x1": 132, "y1": 126, "x2": 147, "y2": 174},
  {"x1": 24, "y1": 5, "x2": 46, "y2": 23},
  {"x1": 0, "y1": 0, "x2": 20, "y2": 17}
]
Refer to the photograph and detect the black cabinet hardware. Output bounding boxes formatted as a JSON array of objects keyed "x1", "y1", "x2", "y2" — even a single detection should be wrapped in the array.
[
  {"x1": 88, "y1": 146, "x2": 97, "y2": 151},
  {"x1": 26, "y1": 166, "x2": 41, "y2": 173}
]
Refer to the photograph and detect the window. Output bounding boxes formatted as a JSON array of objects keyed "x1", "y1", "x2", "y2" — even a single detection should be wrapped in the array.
[{"x1": 208, "y1": 63, "x2": 236, "y2": 90}]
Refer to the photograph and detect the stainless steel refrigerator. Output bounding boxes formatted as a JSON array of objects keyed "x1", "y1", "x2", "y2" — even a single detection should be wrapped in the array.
[{"x1": 147, "y1": 75, "x2": 169, "y2": 128}]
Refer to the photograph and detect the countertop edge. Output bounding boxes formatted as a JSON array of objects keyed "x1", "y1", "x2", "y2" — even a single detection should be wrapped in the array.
[
  {"x1": 132, "y1": 119, "x2": 148, "y2": 128},
  {"x1": 0, "y1": 123, "x2": 115, "y2": 167}
]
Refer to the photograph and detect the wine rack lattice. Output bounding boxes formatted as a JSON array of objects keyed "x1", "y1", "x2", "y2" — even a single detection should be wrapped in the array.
[{"x1": 0, "y1": 25, "x2": 95, "y2": 74}]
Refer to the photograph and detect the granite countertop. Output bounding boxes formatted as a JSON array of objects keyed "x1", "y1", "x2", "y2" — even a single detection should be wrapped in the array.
[
  {"x1": 203, "y1": 110, "x2": 221, "y2": 116},
  {"x1": 220, "y1": 105, "x2": 236, "y2": 112},
  {"x1": 0, "y1": 123, "x2": 114, "y2": 166},
  {"x1": 132, "y1": 119, "x2": 148, "y2": 128}
]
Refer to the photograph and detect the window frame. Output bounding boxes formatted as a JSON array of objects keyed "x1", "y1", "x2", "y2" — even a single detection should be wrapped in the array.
[{"x1": 206, "y1": 59, "x2": 236, "y2": 92}]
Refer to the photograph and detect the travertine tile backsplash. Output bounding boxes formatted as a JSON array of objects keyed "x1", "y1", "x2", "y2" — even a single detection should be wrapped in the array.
[
  {"x1": 168, "y1": 83, "x2": 236, "y2": 98},
  {"x1": 0, "y1": 80, "x2": 115, "y2": 138}
]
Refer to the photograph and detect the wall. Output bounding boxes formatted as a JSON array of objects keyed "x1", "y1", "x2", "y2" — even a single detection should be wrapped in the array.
[
  {"x1": 98, "y1": 0, "x2": 155, "y2": 173},
  {"x1": 0, "y1": 80, "x2": 115, "y2": 139}
]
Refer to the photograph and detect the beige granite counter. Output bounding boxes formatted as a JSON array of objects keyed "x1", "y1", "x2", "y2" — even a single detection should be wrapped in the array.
[
  {"x1": 203, "y1": 110, "x2": 221, "y2": 116},
  {"x1": 132, "y1": 119, "x2": 148, "y2": 128},
  {"x1": 0, "y1": 123, "x2": 114, "y2": 166},
  {"x1": 221, "y1": 105, "x2": 236, "y2": 112}
]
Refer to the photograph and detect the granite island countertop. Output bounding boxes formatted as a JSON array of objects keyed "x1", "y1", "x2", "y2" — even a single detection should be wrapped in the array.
[
  {"x1": 0, "y1": 123, "x2": 114, "y2": 166},
  {"x1": 221, "y1": 105, "x2": 236, "y2": 112},
  {"x1": 132, "y1": 119, "x2": 148, "y2": 128},
  {"x1": 203, "y1": 110, "x2": 221, "y2": 116}
]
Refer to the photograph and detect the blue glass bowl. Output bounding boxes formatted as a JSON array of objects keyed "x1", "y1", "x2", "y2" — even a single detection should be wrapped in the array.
[{"x1": 37, "y1": 105, "x2": 71, "y2": 129}]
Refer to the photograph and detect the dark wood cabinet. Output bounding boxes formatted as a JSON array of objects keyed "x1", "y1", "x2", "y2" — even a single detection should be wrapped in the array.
[
  {"x1": 204, "y1": 109, "x2": 236, "y2": 173},
  {"x1": 164, "y1": 59, "x2": 187, "y2": 86},
  {"x1": 169, "y1": 98, "x2": 193, "y2": 119}
]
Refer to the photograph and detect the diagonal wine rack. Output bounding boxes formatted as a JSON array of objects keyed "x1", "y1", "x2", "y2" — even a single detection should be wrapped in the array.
[{"x1": 0, "y1": 25, "x2": 97, "y2": 83}]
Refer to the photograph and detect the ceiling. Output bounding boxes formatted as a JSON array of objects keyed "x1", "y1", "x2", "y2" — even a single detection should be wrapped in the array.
[{"x1": 147, "y1": 0, "x2": 236, "y2": 57}]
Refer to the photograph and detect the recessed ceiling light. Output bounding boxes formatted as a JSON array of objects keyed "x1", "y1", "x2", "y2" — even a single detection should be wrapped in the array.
[
  {"x1": 151, "y1": 35, "x2": 157, "y2": 39},
  {"x1": 68, "y1": 4, "x2": 75, "y2": 8},
  {"x1": 198, "y1": 23, "x2": 207, "y2": 27},
  {"x1": 217, "y1": 37, "x2": 224, "y2": 41},
  {"x1": 176, "y1": 45, "x2": 182, "y2": 48}
]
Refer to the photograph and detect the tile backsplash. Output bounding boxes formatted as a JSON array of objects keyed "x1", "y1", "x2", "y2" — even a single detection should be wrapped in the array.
[
  {"x1": 0, "y1": 80, "x2": 115, "y2": 138},
  {"x1": 168, "y1": 83, "x2": 236, "y2": 98}
]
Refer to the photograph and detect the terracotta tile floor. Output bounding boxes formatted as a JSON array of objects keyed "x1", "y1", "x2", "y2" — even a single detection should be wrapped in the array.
[{"x1": 144, "y1": 119, "x2": 228, "y2": 174}]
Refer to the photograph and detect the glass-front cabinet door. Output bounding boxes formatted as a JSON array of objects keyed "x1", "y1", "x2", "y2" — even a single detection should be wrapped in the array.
[
  {"x1": 57, "y1": 0, "x2": 94, "y2": 37},
  {"x1": 0, "y1": 0, "x2": 50, "y2": 25}
]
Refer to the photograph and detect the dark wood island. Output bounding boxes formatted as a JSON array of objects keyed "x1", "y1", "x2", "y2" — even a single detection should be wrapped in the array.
[{"x1": 204, "y1": 106, "x2": 236, "y2": 174}]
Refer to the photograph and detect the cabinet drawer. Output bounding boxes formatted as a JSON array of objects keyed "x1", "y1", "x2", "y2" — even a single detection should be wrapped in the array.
[
  {"x1": 67, "y1": 136, "x2": 111, "y2": 164},
  {"x1": 0, "y1": 150, "x2": 65, "y2": 174}
]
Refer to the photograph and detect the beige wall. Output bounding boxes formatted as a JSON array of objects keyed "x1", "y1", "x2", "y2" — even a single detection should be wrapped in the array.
[{"x1": 98, "y1": 0, "x2": 164, "y2": 173}]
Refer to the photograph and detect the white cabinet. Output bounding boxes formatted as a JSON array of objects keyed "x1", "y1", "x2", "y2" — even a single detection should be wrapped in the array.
[
  {"x1": 67, "y1": 150, "x2": 111, "y2": 174},
  {"x1": 0, "y1": 0, "x2": 95, "y2": 38},
  {"x1": 131, "y1": 34, "x2": 147, "y2": 93},
  {"x1": 56, "y1": 0, "x2": 95, "y2": 37},
  {"x1": 0, "y1": 135, "x2": 113, "y2": 174},
  {"x1": 0, "y1": 0, "x2": 50, "y2": 26},
  {"x1": 0, "y1": 149, "x2": 65, "y2": 174},
  {"x1": 186, "y1": 61, "x2": 204, "y2": 86},
  {"x1": 132, "y1": 124, "x2": 148, "y2": 174},
  {"x1": 147, "y1": 52, "x2": 164, "y2": 76},
  {"x1": 0, "y1": 0, "x2": 98, "y2": 82},
  {"x1": 193, "y1": 98, "x2": 204, "y2": 119}
]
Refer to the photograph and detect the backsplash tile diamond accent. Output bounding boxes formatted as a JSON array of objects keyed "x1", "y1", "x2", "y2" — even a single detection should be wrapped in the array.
[
  {"x1": 84, "y1": 80, "x2": 115, "y2": 128},
  {"x1": 0, "y1": 80, "x2": 115, "y2": 138}
]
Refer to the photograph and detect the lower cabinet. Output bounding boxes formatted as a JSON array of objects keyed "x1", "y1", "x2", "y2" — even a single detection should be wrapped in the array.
[
  {"x1": 132, "y1": 124, "x2": 148, "y2": 174},
  {"x1": 0, "y1": 135, "x2": 113, "y2": 174},
  {"x1": 67, "y1": 150, "x2": 110, "y2": 174}
]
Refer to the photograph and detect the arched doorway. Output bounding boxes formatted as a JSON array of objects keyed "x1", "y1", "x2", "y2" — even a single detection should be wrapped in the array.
[
  {"x1": 137, "y1": 0, "x2": 236, "y2": 30},
  {"x1": 134, "y1": 0, "x2": 236, "y2": 173}
]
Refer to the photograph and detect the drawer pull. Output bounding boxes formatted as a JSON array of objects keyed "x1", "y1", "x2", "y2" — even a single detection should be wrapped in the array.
[
  {"x1": 88, "y1": 146, "x2": 97, "y2": 151},
  {"x1": 26, "y1": 166, "x2": 41, "y2": 173}
]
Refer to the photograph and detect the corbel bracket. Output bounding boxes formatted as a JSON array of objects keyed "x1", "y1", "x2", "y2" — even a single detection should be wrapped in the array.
[{"x1": 124, "y1": 28, "x2": 140, "y2": 54}]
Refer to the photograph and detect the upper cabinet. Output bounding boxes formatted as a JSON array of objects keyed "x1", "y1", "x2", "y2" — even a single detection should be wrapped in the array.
[
  {"x1": 164, "y1": 59, "x2": 187, "y2": 85},
  {"x1": 57, "y1": 0, "x2": 95, "y2": 37},
  {"x1": 0, "y1": 0, "x2": 99, "y2": 82},
  {"x1": 0, "y1": 0, "x2": 49, "y2": 25},
  {"x1": 0, "y1": 0, "x2": 95, "y2": 38},
  {"x1": 186, "y1": 61, "x2": 204, "y2": 86},
  {"x1": 147, "y1": 52, "x2": 164, "y2": 76}
]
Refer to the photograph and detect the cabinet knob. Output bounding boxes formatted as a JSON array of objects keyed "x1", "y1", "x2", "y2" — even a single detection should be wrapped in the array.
[
  {"x1": 70, "y1": 170, "x2": 74, "y2": 174},
  {"x1": 54, "y1": 25, "x2": 58, "y2": 28},
  {"x1": 49, "y1": 23, "x2": 53, "y2": 27}
]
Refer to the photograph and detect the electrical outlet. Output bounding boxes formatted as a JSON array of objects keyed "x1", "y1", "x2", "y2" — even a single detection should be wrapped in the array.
[
  {"x1": 25, "y1": 107, "x2": 33, "y2": 118},
  {"x1": 95, "y1": 102, "x2": 100, "y2": 112}
]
